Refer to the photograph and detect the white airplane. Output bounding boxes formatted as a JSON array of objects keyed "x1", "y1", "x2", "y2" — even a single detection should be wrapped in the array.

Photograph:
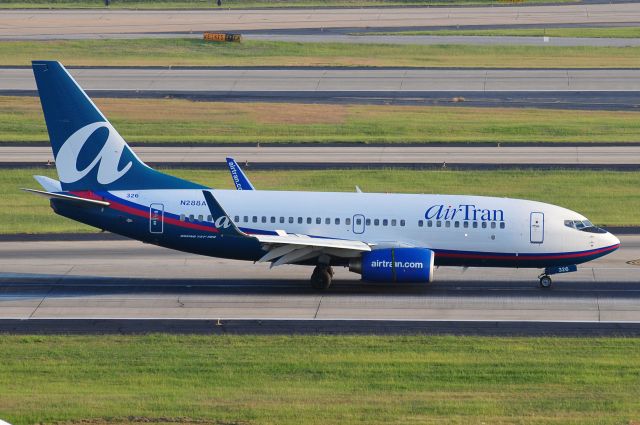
[{"x1": 25, "y1": 61, "x2": 620, "y2": 289}]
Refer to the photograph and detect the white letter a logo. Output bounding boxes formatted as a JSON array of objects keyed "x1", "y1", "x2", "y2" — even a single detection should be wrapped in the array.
[{"x1": 56, "y1": 122, "x2": 133, "y2": 185}]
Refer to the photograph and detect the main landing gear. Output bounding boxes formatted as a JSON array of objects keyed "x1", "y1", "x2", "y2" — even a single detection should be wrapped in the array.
[{"x1": 310, "y1": 263, "x2": 334, "y2": 290}]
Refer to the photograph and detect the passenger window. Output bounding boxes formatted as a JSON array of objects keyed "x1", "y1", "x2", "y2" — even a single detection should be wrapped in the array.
[
  {"x1": 418, "y1": 220, "x2": 423, "y2": 227},
  {"x1": 307, "y1": 217, "x2": 312, "y2": 224},
  {"x1": 244, "y1": 216, "x2": 248, "y2": 222},
  {"x1": 180, "y1": 214, "x2": 185, "y2": 222},
  {"x1": 280, "y1": 217, "x2": 285, "y2": 224},
  {"x1": 427, "y1": 220, "x2": 433, "y2": 227},
  {"x1": 189, "y1": 214, "x2": 195, "y2": 222},
  {"x1": 464, "y1": 221, "x2": 469, "y2": 228},
  {"x1": 298, "y1": 217, "x2": 303, "y2": 224},
  {"x1": 289, "y1": 217, "x2": 294, "y2": 224},
  {"x1": 335, "y1": 218, "x2": 341, "y2": 225},
  {"x1": 391, "y1": 219, "x2": 397, "y2": 226},
  {"x1": 262, "y1": 216, "x2": 267, "y2": 223},
  {"x1": 400, "y1": 220, "x2": 405, "y2": 227},
  {"x1": 366, "y1": 218, "x2": 371, "y2": 226},
  {"x1": 436, "y1": 221, "x2": 441, "y2": 227},
  {"x1": 252, "y1": 216, "x2": 258, "y2": 223},
  {"x1": 383, "y1": 219, "x2": 388, "y2": 226},
  {"x1": 482, "y1": 222, "x2": 487, "y2": 229},
  {"x1": 271, "y1": 217, "x2": 276, "y2": 223},
  {"x1": 346, "y1": 218, "x2": 351, "y2": 225},
  {"x1": 325, "y1": 218, "x2": 330, "y2": 225},
  {"x1": 500, "y1": 222, "x2": 505, "y2": 229},
  {"x1": 445, "y1": 221, "x2": 450, "y2": 228},
  {"x1": 491, "y1": 222, "x2": 496, "y2": 229},
  {"x1": 356, "y1": 218, "x2": 362, "y2": 225},
  {"x1": 316, "y1": 217, "x2": 321, "y2": 224},
  {"x1": 197, "y1": 214, "x2": 203, "y2": 222},
  {"x1": 454, "y1": 221, "x2": 459, "y2": 228},
  {"x1": 374, "y1": 219, "x2": 380, "y2": 226},
  {"x1": 473, "y1": 222, "x2": 478, "y2": 228}
]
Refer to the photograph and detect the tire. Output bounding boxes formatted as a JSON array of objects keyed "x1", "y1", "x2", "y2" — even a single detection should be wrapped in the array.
[
  {"x1": 539, "y1": 275, "x2": 552, "y2": 289},
  {"x1": 310, "y1": 266, "x2": 332, "y2": 290}
]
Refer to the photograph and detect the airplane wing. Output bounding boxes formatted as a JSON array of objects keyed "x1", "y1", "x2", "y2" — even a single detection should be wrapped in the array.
[
  {"x1": 22, "y1": 188, "x2": 110, "y2": 207},
  {"x1": 201, "y1": 190, "x2": 371, "y2": 267},
  {"x1": 226, "y1": 157, "x2": 255, "y2": 190}
]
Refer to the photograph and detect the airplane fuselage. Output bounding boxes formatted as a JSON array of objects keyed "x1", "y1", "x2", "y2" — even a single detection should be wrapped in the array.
[{"x1": 54, "y1": 189, "x2": 620, "y2": 269}]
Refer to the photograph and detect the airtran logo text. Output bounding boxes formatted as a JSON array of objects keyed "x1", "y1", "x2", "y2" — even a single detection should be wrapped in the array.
[
  {"x1": 228, "y1": 160, "x2": 243, "y2": 190},
  {"x1": 370, "y1": 260, "x2": 424, "y2": 269},
  {"x1": 425, "y1": 204, "x2": 504, "y2": 222},
  {"x1": 55, "y1": 122, "x2": 132, "y2": 185}
]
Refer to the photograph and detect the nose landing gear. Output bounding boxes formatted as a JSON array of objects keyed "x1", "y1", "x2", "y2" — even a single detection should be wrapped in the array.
[
  {"x1": 538, "y1": 274, "x2": 553, "y2": 289},
  {"x1": 537, "y1": 264, "x2": 577, "y2": 289}
]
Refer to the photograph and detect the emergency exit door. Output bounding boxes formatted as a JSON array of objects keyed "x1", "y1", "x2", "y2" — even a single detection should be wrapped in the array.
[
  {"x1": 149, "y1": 203, "x2": 164, "y2": 234},
  {"x1": 530, "y1": 211, "x2": 544, "y2": 244}
]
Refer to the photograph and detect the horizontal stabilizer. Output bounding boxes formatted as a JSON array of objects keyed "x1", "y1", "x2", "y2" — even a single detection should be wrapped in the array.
[
  {"x1": 34, "y1": 175, "x2": 62, "y2": 192},
  {"x1": 22, "y1": 188, "x2": 110, "y2": 207}
]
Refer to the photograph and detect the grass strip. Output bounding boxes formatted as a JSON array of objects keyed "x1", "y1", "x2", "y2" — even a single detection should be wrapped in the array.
[
  {"x1": 4, "y1": 167, "x2": 640, "y2": 234},
  {"x1": 0, "y1": 334, "x2": 639, "y2": 425},
  {"x1": 368, "y1": 26, "x2": 640, "y2": 38},
  {"x1": 3, "y1": 97, "x2": 640, "y2": 144},
  {"x1": 0, "y1": 0, "x2": 578, "y2": 9},
  {"x1": 1, "y1": 38, "x2": 639, "y2": 68}
]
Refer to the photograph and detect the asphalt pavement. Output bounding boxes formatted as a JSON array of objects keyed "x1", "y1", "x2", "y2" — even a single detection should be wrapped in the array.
[{"x1": 0, "y1": 238, "x2": 638, "y2": 327}]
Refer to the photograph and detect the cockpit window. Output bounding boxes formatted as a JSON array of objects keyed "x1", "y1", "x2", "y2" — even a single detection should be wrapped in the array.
[{"x1": 564, "y1": 219, "x2": 606, "y2": 233}]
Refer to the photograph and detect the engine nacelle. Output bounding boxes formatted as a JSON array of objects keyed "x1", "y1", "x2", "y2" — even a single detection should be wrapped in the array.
[{"x1": 349, "y1": 248, "x2": 435, "y2": 283}]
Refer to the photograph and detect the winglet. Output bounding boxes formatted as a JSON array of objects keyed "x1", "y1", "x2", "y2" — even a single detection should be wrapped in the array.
[
  {"x1": 201, "y1": 190, "x2": 247, "y2": 237},
  {"x1": 226, "y1": 157, "x2": 255, "y2": 190}
]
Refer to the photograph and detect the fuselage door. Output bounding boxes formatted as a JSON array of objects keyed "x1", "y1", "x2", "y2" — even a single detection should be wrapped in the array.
[
  {"x1": 149, "y1": 203, "x2": 164, "y2": 234},
  {"x1": 530, "y1": 211, "x2": 544, "y2": 244},
  {"x1": 353, "y1": 214, "x2": 366, "y2": 234}
]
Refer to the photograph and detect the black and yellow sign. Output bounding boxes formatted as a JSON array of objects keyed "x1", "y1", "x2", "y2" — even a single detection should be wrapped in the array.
[{"x1": 204, "y1": 32, "x2": 242, "y2": 42}]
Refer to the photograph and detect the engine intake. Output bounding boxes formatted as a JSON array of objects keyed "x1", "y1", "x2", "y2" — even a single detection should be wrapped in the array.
[{"x1": 349, "y1": 248, "x2": 435, "y2": 283}]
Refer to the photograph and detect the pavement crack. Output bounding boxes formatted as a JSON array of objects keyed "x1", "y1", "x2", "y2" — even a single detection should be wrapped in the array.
[
  {"x1": 314, "y1": 296, "x2": 323, "y2": 320},
  {"x1": 29, "y1": 285, "x2": 53, "y2": 319},
  {"x1": 596, "y1": 294, "x2": 601, "y2": 323}
]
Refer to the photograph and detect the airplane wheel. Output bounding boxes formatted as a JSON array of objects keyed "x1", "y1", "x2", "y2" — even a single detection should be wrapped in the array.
[
  {"x1": 539, "y1": 275, "x2": 552, "y2": 289},
  {"x1": 311, "y1": 265, "x2": 333, "y2": 290}
]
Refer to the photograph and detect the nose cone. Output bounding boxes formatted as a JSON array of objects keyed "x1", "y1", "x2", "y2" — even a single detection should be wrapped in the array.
[{"x1": 607, "y1": 232, "x2": 621, "y2": 249}]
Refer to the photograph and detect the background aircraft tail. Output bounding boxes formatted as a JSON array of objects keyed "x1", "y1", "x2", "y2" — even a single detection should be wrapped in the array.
[{"x1": 32, "y1": 61, "x2": 203, "y2": 191}]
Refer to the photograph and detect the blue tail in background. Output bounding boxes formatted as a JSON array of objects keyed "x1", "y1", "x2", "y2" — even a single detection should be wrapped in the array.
[{"x1": 32, "y1": 61, "x2": 204, "y2": 191}]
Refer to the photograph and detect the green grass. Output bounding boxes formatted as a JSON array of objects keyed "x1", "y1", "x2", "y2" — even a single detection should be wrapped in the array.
[
  {"x1": 2, "y1": 38, "x2": 639, "y2": 67},
  {"x1": 5, "y1": 168, "x2": 640, "y2": 234},
  {"x1": 0, "y1": 0, "x2": 577, "y2": 9},
  {"x1": 0, "y1": 334, "x2": 639, "y2": 424},
  {"x1": 3, "y1": 97, "x2": 640, "y2": 144},
  {"x1": 368, "y1": 26, "x2": 640, "y2": 38}
]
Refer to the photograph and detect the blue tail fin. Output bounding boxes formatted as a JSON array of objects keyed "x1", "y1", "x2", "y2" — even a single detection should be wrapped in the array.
[
  {"x1": 32, "y1": 61, "x2": 204, "y2": 191},
  {"x1": 226, "y1": 157, "x2": 255, "y2": 190}
]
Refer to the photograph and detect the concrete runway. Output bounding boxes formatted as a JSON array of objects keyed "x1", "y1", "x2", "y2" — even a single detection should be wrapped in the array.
[
  {"x1": 0, "y1": 237, "x2": 638, "y2": 324},
  {"x1": 4, "y1": 145, "x2": 640, "y2": 167},
  {"x1": 2, "y1": 4, "x2": 640, "y2": 38},
  {"x1": 4, "y1": 67, "x2": 640, "y2": 92}
]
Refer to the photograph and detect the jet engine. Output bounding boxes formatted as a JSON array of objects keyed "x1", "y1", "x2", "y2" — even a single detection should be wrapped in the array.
[{"x1": 349, "y1": 248, "x2": 435, "y2": 283}]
